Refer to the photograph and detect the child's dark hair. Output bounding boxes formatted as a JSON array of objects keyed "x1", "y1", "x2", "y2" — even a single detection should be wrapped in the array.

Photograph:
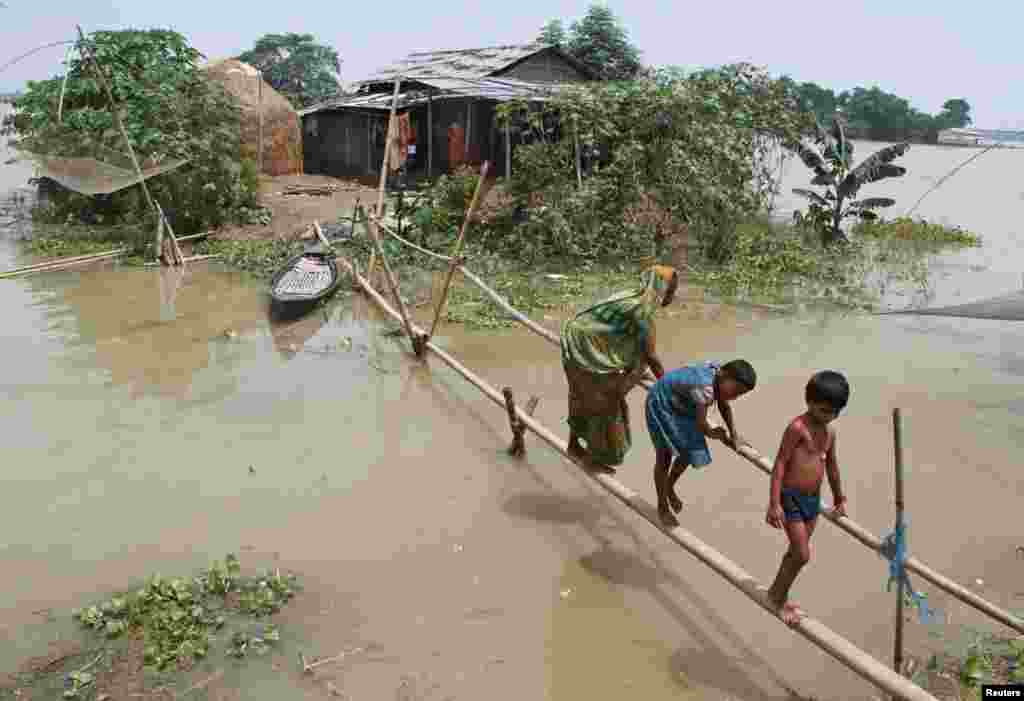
[
  {"x1": 722, "y1": 359, "x2": 757, "y2": 390},
  {"x1": 806, "y1": 371, "x2": 850, "y2": 411}
]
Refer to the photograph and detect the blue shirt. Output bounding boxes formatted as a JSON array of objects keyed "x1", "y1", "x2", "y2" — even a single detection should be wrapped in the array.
[{"x1": 648, "y1": 361, "x2": 720, "y2": 417}]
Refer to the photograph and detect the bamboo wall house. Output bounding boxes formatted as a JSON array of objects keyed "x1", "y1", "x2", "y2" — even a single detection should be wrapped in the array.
[{"x1": 299, "y1": 43, "x2": 592, "y2": 179}]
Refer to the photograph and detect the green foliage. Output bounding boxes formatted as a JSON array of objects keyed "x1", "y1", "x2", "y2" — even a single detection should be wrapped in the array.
[
  {"x1": 537, "y1": 19, "x2": 567, "y2": 48},
  {"x1": 852, "y1": 216, "x2": 982, "y2": 246},
  {"x1": 791, "y1": 116, "x2": 909, "y2": 244},
  {"x1": 493, "y1": 63, "x2": 811, "y2": 263},
  {"x1": 195, "y1": 237, "x2": 303, "y2": 277},
  {"x1": 236, "y1": 33, "x2": 341, "y2": 109},
  {"x1": 4, "y1": 29, "x2": 258, "y2": 235},
  {"x1": 540, "y1": 4, "x2": 642, "y2": 81},
  {"x1": 23, "y1": 228, "x2": 135, "y2": 257},
  {"x1": 71, "y1": 554, "x2": 296, "y2": 672}
]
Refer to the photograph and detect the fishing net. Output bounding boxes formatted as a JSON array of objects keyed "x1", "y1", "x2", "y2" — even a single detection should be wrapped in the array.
[{"x1": 12, "y1": 142, "x2": 189, "y2": 196}]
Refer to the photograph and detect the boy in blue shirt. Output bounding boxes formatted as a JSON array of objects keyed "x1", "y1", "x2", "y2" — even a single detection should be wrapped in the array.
[{"x1": 645, "y1": 360, "x2": 757, "y2": 527}]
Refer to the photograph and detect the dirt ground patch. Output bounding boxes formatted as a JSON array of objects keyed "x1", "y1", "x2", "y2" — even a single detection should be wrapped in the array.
[{"x1": 214, "y1": 174, "x2": 379, "y2": 243}]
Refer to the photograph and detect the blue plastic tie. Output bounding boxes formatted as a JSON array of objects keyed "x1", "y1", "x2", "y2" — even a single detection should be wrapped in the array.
[{"x1": 880, "y1": 516, "x2": 943, "y2": 625}]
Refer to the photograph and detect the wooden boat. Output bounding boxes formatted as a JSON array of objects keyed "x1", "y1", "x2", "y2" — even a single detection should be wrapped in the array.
[{"x1": 268, "y1": 248, "x2": 340, "y2": 319}]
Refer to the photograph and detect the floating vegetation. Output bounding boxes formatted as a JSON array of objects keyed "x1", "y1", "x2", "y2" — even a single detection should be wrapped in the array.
[{"x1": 71, "y1": 554, "x2": 296, "y2": 673}]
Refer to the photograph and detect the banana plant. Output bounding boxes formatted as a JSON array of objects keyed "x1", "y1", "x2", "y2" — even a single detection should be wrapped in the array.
[{"x1": 791, "y1": 116, "x2": 910, "y2": 245}]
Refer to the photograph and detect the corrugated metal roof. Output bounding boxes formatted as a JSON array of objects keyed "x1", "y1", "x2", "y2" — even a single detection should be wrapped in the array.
[
  {"x1": 360, "y1": 43, "x2": 549, "y2": 83},
  {"x1": 299, "y1": 75, "x2": 566, "y2": 116}
]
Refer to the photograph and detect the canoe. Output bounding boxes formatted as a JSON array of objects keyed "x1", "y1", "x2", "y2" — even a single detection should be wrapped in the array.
[{"x1": 268, "y1": 249, "x2": 340, "y2": 318}]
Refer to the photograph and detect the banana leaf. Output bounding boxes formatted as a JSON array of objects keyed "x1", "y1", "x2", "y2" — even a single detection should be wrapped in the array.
[
  {"x1": 792, "y1": 188, "x2": 830, "y2": 207},
  {"x1": 794, "y1": 142, "x2": 834, "y2": 185},
  {"x1": 848, "y1": 197, "x2": 896, "y2": 210},
  {"x1": 838, "y1": 142, "x2": 910, "y2": 199},
  {"x1": 831, "y1": 117, "x2": 853, "y2": 168}
]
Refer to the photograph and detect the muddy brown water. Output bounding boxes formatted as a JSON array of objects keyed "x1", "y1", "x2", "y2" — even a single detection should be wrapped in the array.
[{"x1": 1, "y1": 131, "x2": 1023, "y2": 700}]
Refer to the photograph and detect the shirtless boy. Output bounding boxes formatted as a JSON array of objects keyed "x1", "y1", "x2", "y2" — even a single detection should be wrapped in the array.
[{"x1": 765, "y1": 371, "x2": 850, "y2": 625}]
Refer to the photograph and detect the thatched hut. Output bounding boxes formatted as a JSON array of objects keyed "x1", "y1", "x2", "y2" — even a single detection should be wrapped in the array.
[{"x1": 203, "y1": 59, "x2": 303, "y2": 176}]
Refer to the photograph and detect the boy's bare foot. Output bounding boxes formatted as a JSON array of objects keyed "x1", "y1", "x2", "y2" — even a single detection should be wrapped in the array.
[
  {"x1": 778, "y1": 602, "x2": 804, "y2": 626},
  {"x1": 657, "y1": 504, "x2": 680, "y2": 528},
  {"x1": 567, "y1": 443, "x2": 588, "y2": 461},
  {"x1": 667, "y1": 490, "x2": 683, "y2": 513}
]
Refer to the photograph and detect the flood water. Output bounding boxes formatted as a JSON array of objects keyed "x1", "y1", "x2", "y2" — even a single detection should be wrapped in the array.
[{"x1": 1, "y1": 129, "x2": 1023, "y2": 700}]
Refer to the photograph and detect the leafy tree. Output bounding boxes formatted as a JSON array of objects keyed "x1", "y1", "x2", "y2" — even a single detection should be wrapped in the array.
[
  {"x1": 3, "y1": 29, "x2": 253, "y2": 236},
  {"x1": 791, "y1": 117, "x2": 909, "y2": 244},
  {"x1": 236, "y1": 33, "x2": 340, "y2": 109},
  {"x1": 555, "y1": 4, "x2": 642, "y2": 81},
  {"x1": 537, "y1": 19, "x2": 566, "y2": 48},
  {"x1": 937, "y1": 98, "x2": 972, "y2": 128}
]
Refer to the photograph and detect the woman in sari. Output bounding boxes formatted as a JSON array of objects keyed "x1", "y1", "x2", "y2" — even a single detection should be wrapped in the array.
[{"x1": 560, "y1": 265, "x2": 679, "y2": 472}]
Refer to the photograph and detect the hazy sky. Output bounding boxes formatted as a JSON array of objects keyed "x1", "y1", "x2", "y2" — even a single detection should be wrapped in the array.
[{"x1": 2, "y1": 0, "x2": 1021, "y2": 129}]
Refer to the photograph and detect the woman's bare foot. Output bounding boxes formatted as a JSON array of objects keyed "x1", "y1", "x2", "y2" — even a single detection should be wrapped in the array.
[
  {"x1": 778, "y1": 601, "x2": 804, "y2": 626},
  {"x1": 667, "y1": 490, "x2": 683, "y2": 513},
  {"x1": 658, "y1": 504, "x2": 680, "y2": 528}
]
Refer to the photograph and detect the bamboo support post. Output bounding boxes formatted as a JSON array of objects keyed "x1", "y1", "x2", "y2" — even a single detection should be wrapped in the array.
[
  {"x1": 427, "y1": 91, "x2": 433, "y2": 179},
  {"x1": 365, "y1": 210, "x2": 425, "y2": 357},
  {"x1": 503, "y1": 387, "x2": 539, "y2": 457},
  {"x1": 336, "y1": 256, "x2": 939, "y2": 701},
  {"x1": 427, "y1": 161, "x2": 490, "y2": 340},
  {"x1": 156, "y1": 201, "x2": 185, "y2": 266},
  {"x1": 374, "y1": 226, "x2": 1024, "y2": 638},
  {"x1": 893, "y1": 408, "x2": 905, "y2": 678},
  {"x1": 573, "y1": 121, "x2": 582, "y2": 188},
  {"x1": 367, "y1": 79, "x2": 402, "y2": 280},
  {"x1": 257, "y1": 70, "x2": 264, "y2": 175},
  {"x1": 505, "y1": 123, "x2": 512, "y2": 179},
  {"x1": 313, "y1": 220, "x2": 331, "y2": 249}
]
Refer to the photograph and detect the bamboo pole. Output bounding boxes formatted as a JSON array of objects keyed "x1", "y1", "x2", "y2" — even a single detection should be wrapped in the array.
[
  {"x1": 427, "y1": 161, "x2": 489, "y2": 340},
  {"x1": 505, "y1": 123, "x2": 512, "y2": 179},
  {"x1": 156, "y1": 201, "x2": 185, "y2": 266},
  {"x1": 574, "y1": 120, "x2": 582, "y2": 189},
  {"x1": 313, "y1": 220, "x2": 331, "y2": 249},
  {"x1": 336, "y1": 256, "x2": 939, "y2": 701},
  {"x1": 0, "y1": 249, "x2": 128, "y2": 279},
  {"x1": 375, "y1": 226, "x2": 1024, "y2": 636},
  {"x1": 364, "y1": 206, "x2": 423, "y2": 356},
  {"x1": 366, "y1": 79, "x2": 402, "y2": 280},
  {"x1": 144, "y1": 254, "x2": 219, "y2": 267},
  {"x1": 893, "y1": 408, "x2": 905, "y2": 677},
  {"x1": 1, "y1": 248, "x2": 131, "y2": 276},
  {"x1": 427, "y1": 91, "x2": 433, "y2": 179},
  {"x1": 257, "y1": 69, "x2": 264, "y2": 175}
]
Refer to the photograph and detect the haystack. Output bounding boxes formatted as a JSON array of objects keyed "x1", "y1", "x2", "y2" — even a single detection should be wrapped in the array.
[{"x1": 203, "y1": 59, "x2": 302, "y2": 176}]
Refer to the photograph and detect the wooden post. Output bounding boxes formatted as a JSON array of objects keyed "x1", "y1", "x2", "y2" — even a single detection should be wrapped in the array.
[
  {"x1": 893, "y1": 408, "x2": 905, "y2": 677},
  {"x1": 156, "y1": 201, "x2": 184, "y2": 266},
  {"x1": 428, "y1": 161, "x2": 490, "y2": 339},
  {"x1": 464, "y1": 100, "x2": 472, "y2": 160},
  {"x1": 505, "y1": 123, "x2": 512, "y2": 179},
  {"x1": 257, "y1": 69, "x2": 264, "y2": 174},
  {"x1": 367, "y1": 79, "x2": 402, "y2": 280},
  {"x1": 574, "y1": 120, "x2": 582, "y2": 189},
  {"x1": 503, "y1": 387, "x2": 539, "y2": 457},
  {"x1": 427, "y1": 90, "x2": 433, "y2": 179},
  {"x1": 366, "y1": 114, "x2": 373, "y2": 176},
  {"x1": 367, "y1": 212, "x2": 425, "y2": 357}
]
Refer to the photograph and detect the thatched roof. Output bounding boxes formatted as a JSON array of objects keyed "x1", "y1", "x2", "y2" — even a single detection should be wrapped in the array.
[{"x1": 359, "y1": 43, "x2": 592, "y2": 84}]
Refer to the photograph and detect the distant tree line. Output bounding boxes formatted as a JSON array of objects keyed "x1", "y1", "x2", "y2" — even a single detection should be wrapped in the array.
[
  {"x1": 537, "y1": 5, "x2": 972, "y2": 144},
  {"x1": 781, "y1": 80, "x2": 972, "y2": 143}
]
